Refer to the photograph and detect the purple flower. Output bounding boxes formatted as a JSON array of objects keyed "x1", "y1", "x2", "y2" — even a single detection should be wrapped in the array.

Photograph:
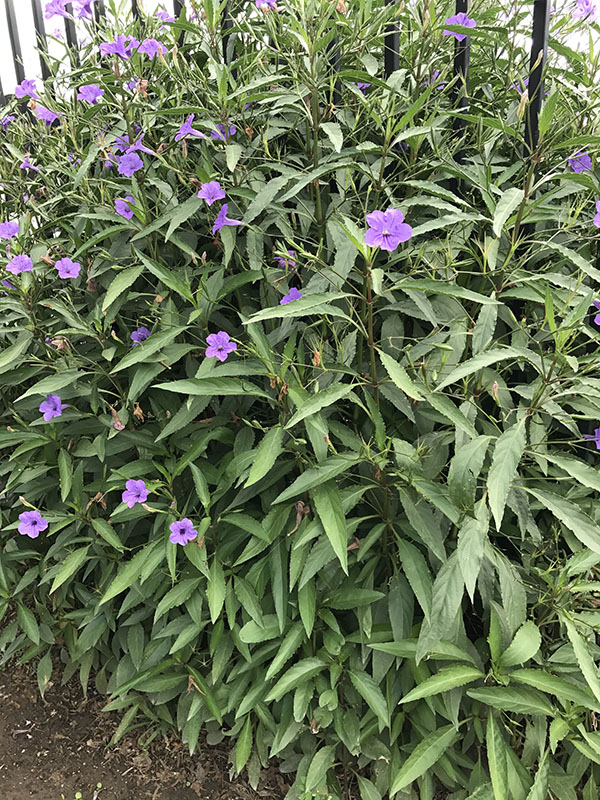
[
  {"x1": 0, "y1": 221, "x2": 19, "y2": 239},
  {"x1": 20, "y1": 156, "x2": 40, "y2": 173},
  {"x1": 138, "y1": 38, "x2": 167, "y2": 60},
  {"x1": 423, "y1": 70, "x2": 446, "y2": 90},
  {"x1": 52, "y1": 28, "x2": 63, "y2": 38},
  {"x1": 1, "y1": 115, "x2": 15, "y2": 131},
  {"x1": 169, "y1": 518, "x2": 198, "y2": 545},
  {"x1": 584, "y1": 426, "x2": 600, "y2": 449},
  {"x1": 594, "y1": 201, "x2": 600, "y2": 228},
  {"x1": 14, "y1": 79, "x2": 39, "y2": 99},
  {"x1": 355, "y1": 82, "x2": 371, "y2": 93},
  {"x1": 114, "y1": 133, "x2": 153, "y2": 155},
  {"x1": 44, "y1": 0, "x2": 68, "y2": 18},
  {"x1": 568, "y1": 151, "x2": 592, "y2": 173},
  {"x1": 156, "y1": 9, "x2": 176, "y2": 22},
  {"x1": 131, "y1": 325, "x2": 151, "y2": 346},
  {"x1": 256, "y1": 0, "x2": 278, "y2": 8},
  {"x1": 78, "y1": 84, "x2": 104, "y2": 104},
  {"x1": 99, "y1": 35, "x2": 139, "y2": 59},
  {"x1": 573, "y1": 0, "x2": 597, "y2": 20},
  {"x1": 211, "y1": 123, "x2": 237, "y2": 141},
  {"x1": 205, "y1": 331, "x2": 237, "y2": 362},
  {"x1": 39, "y1": 394, "x2": 68, "y2": 421},
  {"x1": 280, "y1": 287, "x2": 303, "y2": 304},
  {"x1": 75, "y1": 0, "x2": 93, "y2": 19},
  {"x1": 175, "y1": 114, "x2": 206, "y2": 142},
  {"x1": 122, "y1": 479, "x2": 149, "y2": 508},
  {"x1": 55, "y1": 257, "x2": 81, "y2": 279},
  {"x1": 212, "y1": 203, "x2": 243, "y2": 234},
  {"x1": 197, "y1": 181, "x2": 226, "y2": 206},
  {"x1": 34, "y1": 106, "x2": 59, "y2": 126},
  {"x1": 117, "y1": 152, "x2": 144, "y2": 177},
  {"x1": 67, "y1": 153, "x2": 82, "y2": 165},
  {"x1": 126, "y1": 79, "x2": 138, "y2": 91},
  {"x1": 6, "y1": 254, "x2": 33, "y2": 274},
  {"x1": 593, "y1": 299, "x2": 600, "y2": 325},
  {"x1": 115, "y1": 195, "x2": 135, "y2": 219},
  {"x1": 2, "y1": 279, "x2": 17, "y2": 290},
  {"x1": 18, "y1": 509, "x2": 48, "y2": 538},
  {"x1": 443, "y1": 12, "x2": 477, "y2": 40},
  {"x1": 275, "y1": 249, "x2": 296, "y2": 268},
  {"x1": 365, "y1": 209, "x2": 413, "y2": 251}
]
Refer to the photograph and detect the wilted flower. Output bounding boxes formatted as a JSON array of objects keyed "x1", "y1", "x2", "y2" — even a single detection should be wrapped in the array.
[
  {"x1": 117, "y1": 152, "x2": 143, "y2": 177},
  {"x1": 211, "y1": 123, "x2": 237, "y2": 141},
  {"x1": 573, "y1": 0, "x2": 597, "y2": 19},
  {"x1": 1, "y1": 115, "x2": 15, "y2": 131},
  {"x1": 138, "y1": 38, "x2": 167, "y2": 59},
  {"x1": 6, "y1": 254, "x2": 33, "y2": 274},
  {"x1": 365, "y1": 209, "x2": 413, "y2": 251},
  {"x1": 0, "y1": 221, "x2": 19, "y2": 239},
  {"x1": 175, "y1": 114, "x2": 206, "y2": 142},
  {"x1": 169, "y1": 518, "x2": 198, "y2": 545},
  {"x1": 20, "y1": 156, "x2": 40, "y2": 173},
  {"x1": 275, "y1": 249, "x2": 296, "y2": 268},
  {"x1": 197, "y1": 181, "x2": 225, "y2": 205},
  {"x1": 18, "y1": 509, "x2": 48, "y2": 538},
  {"x1": 212, "y1": 203, "x2": 242, "y2": 234},
  {"x1": 14, "y1": 79, "x2": 39, "y2": 99},
  {"x1": 34, "y1": 106, "x2": 59, "y2": 126},
  {"x1": 131, "y1": 325, "x2": 151, "y2": 346},
  {"x1": 44, "y1": 0, "x2": 68, "y2": 18},
  {"x1": 55, "y1": 257, "x2": 81, "y2": 279},
  {"x1": 443, "y1": 12, "x2": 477, "y2": 40},
  {"x1": 568, "y1": 151, "x2": 592, "y2": 173},
  {"x1": 594, "y1": 200, "x2": 600, "y2": 228},
  {"x1": 78, "y1": 84, "x2": 104, "y2": 104},
  {"x1": 205, "y1": 331, "x2": 237, "y2": 362},
  {"x1": 39, "y1": 394, "x2": 67, "y2": 421},
  {"x1": 584, "y1": 426, "x2": 600, "y2": 449},
  {"x1": 115, "y1": 196, "x2": 135, "y2": 219},
  {"x1": 122, "y1": 479, "x2": 149, "y2": 508},
  {"x1": 280, "y1": 287, "x2": 303, "y2": 304}
]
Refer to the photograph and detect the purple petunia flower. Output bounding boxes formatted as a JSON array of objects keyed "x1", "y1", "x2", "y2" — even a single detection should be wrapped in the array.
[
  {"x1": 55, "y1": 257, "x2": 81, "y2": 279},
  {"x1": 138, "y1": 38, "x2": 167, "y2": 60},
  {"x1": 20, "y1": 156, "x2": 40, "y2": 173},
  {"x1": 14, "y1": 79, "x2": 39, "y2": 100},
  {"x1": 584, "y1": 426, "x2": 600, "y2": 449},
  {"x1": 44, "y1": 0, "x2": 68, "y2": 18},
  {"x1": 205, "y1": 331, "x2": 237, "y2": 362},
  {"x1": 0, "y1": 221, "x2": 19, "y2": 239},
  {"x1": 211, "y1": 123, "x2": 237, "y2": 141},
  {"x1": 99, "y1": 35, "x2": 139, "y2": 59},
  {"x1": 6, "y1": 254, "x2": 33, "y2": 274},
  {"x1": 34, "y1": 106, "x2": 59, "y2": 126},
  {"x1": 169, "y1": 518, "x2": 198, "y2": 545},
  {"x1": 197, "y1": 181, "x2": 226, "y2": 206},
  {"x1": 280, "y1": 287, "x2": 303, "y2": 304},
  {"x1": 275, "y1": 249, "x2": 296, "y2": 268},
  {"x1": 78, "y1": 84, "x2": 104, "y2": 104},
  {"x1": 156, "y1": 9, "x2": 176, "y2": 22},
  {"x1": 1, "y1": 115, "x2": 15, "y2": 131},
  {"x1": 355, "y1": 82, "x2": 371, "y2": 93},
  {"x1": 75, "y1": 0, "x2": 93, "y2": 19},
  {"x1": 365, "y1": 209, "x2": 413, "y2": 251},
  {"x1": 175, "y1": 114, "x2": 206, "y2": 142},
  {"x1": 117, "y1": 152, "x2": 144, "y2": 177},
  {"x1": 443, "y1": 12, "x2": 477, "y2": 40},
  {"x1": 122, "y1": 479, "x2": 149, "y2": 508},
  {"x1": 115, "y1": 195, "x2": 135, "y2": 219},
  {"x1": 594, "y1": 201, "x2": 600, "y2": 228},
  {"x1": 573, "y1": 0, "x2": 597, "y2": 20},
  {"x1": 568, "y1": 151, "x2": 593, "y2": 173},
  {"x1": 39, "y1": 394, "x2": 68, "y2": 421},
  {"x1": 212, "y1": 203, "x2": 243, "y2": 234},
  {"x1": 18, "y1": 509, "x2": 48, "y2": 538},
  {"x1": 131, "y1": 325, "x2": 151, "y2": 346}
]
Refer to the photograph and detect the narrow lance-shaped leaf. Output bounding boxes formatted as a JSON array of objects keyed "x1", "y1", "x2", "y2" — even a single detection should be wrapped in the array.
[
  {"x1": 390, "y1": 725, "x2": 459, "y2": 795},
  {"x1": 488, "y1": 422, "x2": 526, "y2": 528}
]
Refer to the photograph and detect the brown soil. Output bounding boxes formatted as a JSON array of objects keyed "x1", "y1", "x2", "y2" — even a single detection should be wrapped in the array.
[{"x1": 0, "y1": 664, "x2": 289, "y2": 800}]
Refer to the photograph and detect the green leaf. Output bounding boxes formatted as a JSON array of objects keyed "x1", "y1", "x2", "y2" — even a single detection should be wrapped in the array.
[
  {"x1": 379, "y1": 350, "x2": 425, "y2": 401},
  {"x1": 564, "y1": 618, "x2": 600, "y2": 706},
  {"x1": 245, "y1": 426, "x2": 285, "y2": 487},
  {"x1": 100, "y1": 541, "x2": 162, "y2": 604},
  {"x1": 399, "y1": 664, "x2": 483, "y2": 704},
  {"x1": 265, "y1": 657, "x2": 328, "y2": 702},
  {"x1": 323, "y1": 588, "x2": 385, "y2": 610},
  {"x1": 544, "y1": 452, "x2": 600, "y2": 494},
  {"x1": 305, "y1": 745, "x2": 336, "y2": 793},
  {"x1": 273, "y1": 454, "x2": 358, "y2": 504},
  {"x1": 311, "y1": 482, "x2": 348, "y2": 574},
  {"x1": 488, "y1": 422, "x2": 526, "y2": 529},
  {"x1": 245, "y1": 292, "x2": 350, "y2": 323},
  {"x1": 369, "y1": 639, "x2": 476, "y2": 664},
  {"x1": 110, "y1": 327, "x2": 187, "y2": 373},
  {"x1": 492, "y1": 188, "x2": 524, "y2": 237},
  {"x1": 18, "y1": 369, "x2": 83, "y2": 400},
  {"x1": 50, "y1": 546, "x2": 90, "y2": 593},
  {"x1": 487, "y1": 713, "x2": 508, "y2": 800},
  {"x1": 0, "y1": 333, "x2": 33, "y2": 375},
  {"x1": 348, "y1": 669, "x2": 389, "y2": 728},
  {"x1": 154, "y1": 377, "x2": 270, "y2": 399},
  {"x1": 526, "y1": 488, "x2": 600, "y2": 555},
  {"x1": 91, "y1": 518, "x2": 125, "y2": 552},
  {"x1": 285, "y1": 383, "x2": 354, "y2": 429},
  {"x1": 426, "y1": 393, "x2": 478, "y2": 438},
  {"x1": 498, "y1": 621, "x2": 541, "y2": 667},
  {"x1": 435, "y1": 347, "x2": 530, "y2": 391},
  {"x1": 390, "y1": 725, "x2": 458, "y2": 795},
  {"x1": 17, "y1": 603, "x2": 40, "y2": 645},
  {"x1": 207, "y1": 557, "x2": 226, "y2": 624},
  {"x1": 321, "y1": 122, "x2": 343, "y2": 152},
  {"x1": 467, "y1": 687, "x2": 554, "y2": 715},
  {"x1": 393, "y1": 278, "x2": 498, "y2": 305},
  {"x1": 58, "y1": 449, "x2": 73, "y2": 503},
  {"x1": 510, "y1": 668, "x2": 600, "y2": 712},
  {"x1": 242, "y1": 175, "x2": 289, "y2": 224},
  {"x1": 102, "y1": 265, "x2": 144, "y2": 312},
  {"x1": 265, "y1": 622, "x2": 306, "y2": 680},
  {"x1": 235, "y1": 715, "x2": 253, "y2": 774},
  {"x1": 525, "y1": 751, "x2": 549, "y2": 800},
  {"x1": 36, "y1": 650, "x2": 53, "y2": 699},
  {"x1": 133, "y1": 248, "x2": 195, "y2": 303}
]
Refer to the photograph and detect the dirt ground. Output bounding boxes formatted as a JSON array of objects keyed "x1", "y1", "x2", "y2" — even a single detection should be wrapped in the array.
[{"x1": 0, "y1": 664, "x2": 289, "y2": 800}]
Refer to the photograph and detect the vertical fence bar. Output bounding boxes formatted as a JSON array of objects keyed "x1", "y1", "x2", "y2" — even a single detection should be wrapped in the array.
[
  {"x1": 5, "y1": 0, "x2": 26, "y2": 87},
  {"x1": 95, "y1": 0, "x2": 106, "y2": 22},
  {"x1": 131, "y1": 0, "x2": 140, "y2": 20},
  {"x1": 452, "y1": 0, "x2": 471, "y2": 165},
  {"x1": 173, "y1": 0, "x2": 184, "y2": 15},
  {"x1": 384, "y1": 0, "x2": 399, "y2": 77},
  {"x1": 30, "y1": 0, "x2": 51, "y2": 81},
  {"x1": 64, "y1": 3, "x2": 80, "y2": 65},
  {"x1": 524, "y1": 0, "x2": 550, "y2": 157},
  {"x1": 222, "y1": 1, "x2": 233, "y2": 64}
]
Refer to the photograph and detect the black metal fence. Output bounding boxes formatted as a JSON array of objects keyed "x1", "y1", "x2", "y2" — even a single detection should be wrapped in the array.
[{"x1": 1, "y1": 0, "x2": 550, "y2": 155}]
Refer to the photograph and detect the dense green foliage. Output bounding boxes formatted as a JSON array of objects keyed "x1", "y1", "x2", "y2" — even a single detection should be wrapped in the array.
[{"x1": 2, "y1": 1, "x2": 600, "y2": 797}]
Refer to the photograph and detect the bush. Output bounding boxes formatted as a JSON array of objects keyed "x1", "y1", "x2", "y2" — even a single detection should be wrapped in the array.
[{"x1": 2, "y1": 0, "x2": 600, "y2": 797}]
